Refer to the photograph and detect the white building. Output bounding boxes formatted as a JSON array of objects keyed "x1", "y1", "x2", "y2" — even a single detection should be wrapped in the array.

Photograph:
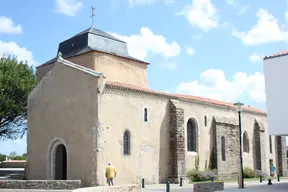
[{"x1": 263, "y1": 50, "x2": 288, "y2": 136}]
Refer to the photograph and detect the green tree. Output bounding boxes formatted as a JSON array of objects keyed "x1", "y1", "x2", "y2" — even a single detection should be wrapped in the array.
[
  {"x1": 0, "y1": 56, "x2": 38, "y2": 139},
  {"x1": 0, "y1": 153, "x2": 7, "y2": 161},
  {"x1": 9, "y1": 151, "x2": 17, "y2": 159}
]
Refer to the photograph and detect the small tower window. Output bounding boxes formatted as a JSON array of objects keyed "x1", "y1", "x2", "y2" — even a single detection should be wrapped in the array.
[
  {"x1": 221, "y1": 136, "x2": 226, "y2": 161},
  {"x1": 144, "y1": 108, "x2": 148, "y2": 122},
  {"x1": 269, "y1": 135, "x2": 273, "y2": 153},
  {"x1": 204, "y1": 115, "x2": 207, "y2": 127}
]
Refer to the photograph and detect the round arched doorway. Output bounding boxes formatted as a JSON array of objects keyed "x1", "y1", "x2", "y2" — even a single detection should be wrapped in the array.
[{"x1": 55, "y1": 144, "x2": 67, "y2": 180}]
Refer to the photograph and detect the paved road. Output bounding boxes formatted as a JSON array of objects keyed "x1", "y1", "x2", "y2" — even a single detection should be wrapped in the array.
[
  {"x1": 222, "y1": 183, "x2": 288, "y2": 191},
  {"x1": 0, "y1": 190, "x2": 71, "y2": 192},
  {"x1": 141, "y1": 179, "x2": 288, "y2": 192},
  {"x1": 0, "y1": 178, "x2": 286, "y2": 192}
]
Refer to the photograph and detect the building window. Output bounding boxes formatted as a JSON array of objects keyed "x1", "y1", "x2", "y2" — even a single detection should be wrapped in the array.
[
  {"x1": 204, "y1": 115, "x2": 207, "y2": 127},
  {"x1": 221, "y1": 136, "x2": 226, "y2": 161},
  {"x1": 187, "y1": 119, "x2": 197, "y2": 152},
  {"x1": 243, "y1": 131, "x2": 249, "y2": 153},
  {"x1": 123, "y1": 130, "x2": 131, "y2": 155},
  {"x1": 144, "y1": 108, "x2": 148, "y2": 122},
  {"x1": 269, "y1": 135, "x2": 273, "y2": 153}
]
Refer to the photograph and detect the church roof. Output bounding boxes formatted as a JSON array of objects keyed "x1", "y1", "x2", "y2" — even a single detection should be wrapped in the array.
[
  {"x1": 264, "y1": 49, "x2": 288, "y2": 60},
  {"x1": 105, "y1": 81, "x2": 266, "y2": 115},
  {"x1": 71, "y1": 27, "x2": 124, "y2": 42},
  {"x1": 37, "y1": 26, "x2": 148, "y2": 68}
]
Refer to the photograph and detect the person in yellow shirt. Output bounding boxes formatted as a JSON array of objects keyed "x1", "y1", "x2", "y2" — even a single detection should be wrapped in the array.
[{"x1": 105, "y1": 161, "x2": 116, "y2": 186}]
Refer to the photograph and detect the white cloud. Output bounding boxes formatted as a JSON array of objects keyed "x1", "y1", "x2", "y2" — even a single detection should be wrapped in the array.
[
  {"x1": 226, "y1": 0, "x2": 235, "y2": 6},
  {"x1": 0, "y1": 16, "x2": 22, "y2": 34},
  {"x1": 186, "y1": 47, "x2": 195, "y2": 56},
  {"x1": 55, "y1": 0, "x2": 83, "y2": 16},
  {"x1": 128, "y1": 0, "x2": 174, "y2": 6},
  {"x1": 0, "y1": 41, "x2": 37, "y2": 66},
  {"x1": 110, "y1": 27, "x2": 181, "y2": 61},
  {"x1": 237, "y1": 5, "x2": 249, "y2": 15},
  {"x1": 179, "y1": 0, "x2": 220, "y2": 31},
  {"x1": 249, "y1": 53, "x2": 263, "y2": 63},
  {"x1": 176, "y1": 69, "x2": 266, "y2": 103},
  {"x1": 233, "y1": 9, "x2": 288, "y2": 45},
  {"x1": 226, "y1": 0, "x2": 249, "y2": 15}
]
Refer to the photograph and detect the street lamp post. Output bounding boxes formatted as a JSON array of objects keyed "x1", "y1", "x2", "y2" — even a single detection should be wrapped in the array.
[{"x1": 234, "y1": 101, "x2": 244, "y2": 189}]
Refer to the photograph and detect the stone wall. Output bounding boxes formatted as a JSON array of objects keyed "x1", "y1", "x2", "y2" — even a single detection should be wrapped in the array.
[
  {"x1": 214, "y1": 117, "x2": 239, "y2": 180},
  {"x1": 72, "y1": 184, "x2": 140, "y2": 192},
  {"x1": 193, "y1": 181, "x2": 224, "y2": 192},
  {"x1": 0, "y1": 161, "x2": 26, "y2": 168},
  {"x1": 277, "y1": 136, "x2": 288, "y2": 176},
  {"x1": 254, "y1": 119, "x2": 266, "y2": 173},
  {"x1": 0, "y1": 180, "x2": 81, "y2": 190},
  {"x1": 168, "y1": 99, "x2": 186, "y2": 183}
]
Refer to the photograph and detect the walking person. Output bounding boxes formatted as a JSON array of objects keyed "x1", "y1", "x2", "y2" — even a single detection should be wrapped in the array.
[
  {"x1": 105, "y1": 161, "x2": 116, "y2": 186},
  {"x1": 270, "y1": 163, "x2": 276, "y2": 180}
]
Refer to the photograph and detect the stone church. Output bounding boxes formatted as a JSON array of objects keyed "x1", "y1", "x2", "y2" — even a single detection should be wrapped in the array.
[{"x1": 26, "y1": 26, "x2": 288, "y2": 187}]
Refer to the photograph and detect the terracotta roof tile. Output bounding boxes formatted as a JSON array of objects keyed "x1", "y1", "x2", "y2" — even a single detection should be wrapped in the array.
[
  {"x1": 264, "y1": 50, "x2": 288, "y2": 60},
  {"x1": 105, "y1": 81, "x2": 266, "y2": 115}
]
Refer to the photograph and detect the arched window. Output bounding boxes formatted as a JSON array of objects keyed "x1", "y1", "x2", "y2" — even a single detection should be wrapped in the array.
[
  {"x1": 144, "y1": 108, "x2": 148, "y2": 122},
  {"x1": 204, "y1": 115, "x2": 207, "y2": 127},
  {"x1": 221, "y1": 136, "x2": 226, "y2": 161},
  {"x1": 187, "y1": 119, "x2": 197, "y2": 152},
  {"x1": 243, "y1": 131, "x2": 249, "y2": 153},
  {"x1": 123, "y1": 130, "x2": 131, "y2": 155},
  {"x1": 269, "y1": 135, "x2": 272, "y2": 153}
]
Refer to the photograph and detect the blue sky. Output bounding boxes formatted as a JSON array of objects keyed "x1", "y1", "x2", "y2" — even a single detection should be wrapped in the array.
[{"x1": 0, "y1": 0, "x2": 287, "y2": 155}]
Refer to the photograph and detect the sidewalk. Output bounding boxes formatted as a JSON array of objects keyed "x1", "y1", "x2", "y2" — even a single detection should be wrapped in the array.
[{"x1": 142, "y1": 178, "x2": 288, "y2": 191}]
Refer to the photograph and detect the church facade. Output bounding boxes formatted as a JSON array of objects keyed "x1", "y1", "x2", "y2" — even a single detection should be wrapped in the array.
[{"x1": 26, "y1": 27, "x2": 288, "y2": 187}]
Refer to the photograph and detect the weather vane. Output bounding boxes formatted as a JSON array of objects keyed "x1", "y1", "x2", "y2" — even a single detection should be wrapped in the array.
[{"x1": 91, "y1": 6, "x2": 95, "y2": 27}]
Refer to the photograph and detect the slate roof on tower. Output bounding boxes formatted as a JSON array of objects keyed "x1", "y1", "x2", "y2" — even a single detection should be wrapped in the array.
[{"x1": 37, "y1": 27, "x2": 148, "y2": 68}]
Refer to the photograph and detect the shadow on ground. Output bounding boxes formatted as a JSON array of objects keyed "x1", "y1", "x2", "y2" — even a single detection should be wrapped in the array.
[{"x1": 221, "y1": 183, "x2": 288, "y2": 191}]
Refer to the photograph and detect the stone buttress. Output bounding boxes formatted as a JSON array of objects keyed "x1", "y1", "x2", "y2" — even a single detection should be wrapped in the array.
[
  {"x1": 168, "y1": 99, "x2": 186, "y2": 183},
  {"x1": 276, "y1": 136, "x2": 288, "y2": 176},
  {"x1": 213, "y1": 116, "x2": 239, "y2": 180}
]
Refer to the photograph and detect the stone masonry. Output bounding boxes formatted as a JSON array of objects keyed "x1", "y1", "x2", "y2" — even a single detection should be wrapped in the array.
[
  {"x1": 254, "y1": 119, "x2": 267, "y2": 173},
  {"x1": 193, "y1": 181, "x2": 224, "y2": 192},
  {"x1": 276, "y1": 136, "x2": 288, "y2": 176},
  {"x1": 168, "y1": 99, "x2": 186, "y2": 183},
  {"x1": 214, "y1": 116, "x2": 239, "y2": 180},
  {"x1": 0, "y1": 180, "x2": 81, "y2": 190}
]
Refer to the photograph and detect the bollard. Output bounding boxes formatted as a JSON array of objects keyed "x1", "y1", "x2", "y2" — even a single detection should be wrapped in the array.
[
  {"x1": 166, "y1": 181, "x2": 170, "y2": 192},
  {"x1": 142, "y1": 178, "x2": 145, "y2": 188},
  {"x1": 268, "y1": 179, "x2": 273, "y2": 185},
  {"x1": 277, "y1": 174, "x2": 280, "y2": 182},
  {"x1": 180, "y1": 177, "x2": 183, "y2": 187},
  {"x1": 260, "y1": 176, "x2": 262, "y2": 183}
]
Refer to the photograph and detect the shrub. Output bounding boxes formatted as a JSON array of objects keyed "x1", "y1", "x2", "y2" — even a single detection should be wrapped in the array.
[
  {"x1": 187, "y1": 169, "x2": 217, "y2": 182},
  {"x1": 255, "y1": 169, "x2": 267, "y2": 177},
  {"x1": 243, "y1": 167, "x2": 256, "y2": 178},
  {"x1": 201, "y1": 170, "x2": 217, "y2": 179},
  {"x1": 195, "y1": 155, "x2": 200, "y2": 171}
]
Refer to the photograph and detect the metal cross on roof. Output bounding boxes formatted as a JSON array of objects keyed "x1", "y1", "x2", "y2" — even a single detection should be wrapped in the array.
[{"x1": 91, "y1": 6, "x2": 95, "y2": 27}]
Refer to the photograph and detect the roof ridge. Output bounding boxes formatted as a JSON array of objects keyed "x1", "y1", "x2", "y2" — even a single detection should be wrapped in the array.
[
  {"x1": 105, "y1": 81, "x2": 266, "y2": 115},
  {"x1": 264, "y1": 49, "x2": 288, "y2": 60}
]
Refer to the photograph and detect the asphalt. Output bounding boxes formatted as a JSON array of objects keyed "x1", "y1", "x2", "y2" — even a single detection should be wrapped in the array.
[
  {"x1": 141, "y1": 179, "x2": 288, "y2": 191},
  {"x1": 0, "y1": 170, "x2": 287, "y2": 192}
]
